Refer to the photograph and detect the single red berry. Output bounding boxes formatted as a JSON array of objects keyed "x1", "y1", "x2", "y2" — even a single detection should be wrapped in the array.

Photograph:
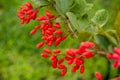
[
  {"x1": 61, "y1": 35, "x2": 67, "y2": 41},
  {"x1": 20, "y1": 19, "x2": 25, "y2": 24},
  {"x1": 41, "y1": 53, "x2": 49, "y2": 58},
  {"x1": 61, "y1": 69, "x2": 67, "y2": 76},
  {"x1": 66, "y1": 49, "x2": 75, "y2": 57},
  {"x1": 53, "y1": 49, "x2": 61, "y2": 54},
  {"x1": 54, "y1": 23, "x2": 61, "y2": 28},
  {"x1": 83, "y1": 51, "x2": 94, "y2": 58},
  {"x1": 72, "y1": 65, "x2": 79, "y2": 73},
  {"x1": 37, "y1": 16, "x2": 47, "y2": 21},
  {"x1": 80, "y1": 65, "x2": 84, "y2": 73},
  {"x1": 35, "y1": 25, "x2": 41, "y2": 29},
  {"x1": 50, "y1": 56, "x2": 57, "y2": 61},
  {"x1": 114, "y1": 47, "x2": 120, "y2": 55},
  {"x1": 25, "y1": 2, "x2": 33, "y2": 9},
  {"x1": 54, "y1": 30, "x2": 63, "y2": 35},
  {"x1": 47, "y1": 41, "x2": 53, "y2": 46},
  {"x1": 58, "y1": 65, "x2": 66, "y2": 69},
  {"x1": 25, "y1": 16, "x2": 31, "y2": 24},
  {"x1": 47, "y1": 35, "x2": 54, "y2": 40},
  {"x1": 46, "y1": 30, "x2": 53, "y2": 35},
  {"x1": 36, "y1": 42, "x2": 44, "y2": 48},
  {"x1": 30, "y1": 29, "x2": 37, "y2": 35},
  {"x1": 52, "y1": 60, "x2": 58, "y2": 68},
  {"x1": 95, "y1": 72, "x2": 103, "y2": 80},
  {"x1": 67, "y1": 59, "x2": 74, "y2": 65},
  {"x1": 58, "y1": 59, "x2": 64, "y2": 64},
  {"x1": 44, "y1": 48, "x2": 51, "y2": 54}
]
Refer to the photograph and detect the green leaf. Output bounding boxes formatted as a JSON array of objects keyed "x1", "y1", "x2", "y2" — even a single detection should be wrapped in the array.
[
  {"x1": 77, "y1": 14, "x2": 91, "y2": 31},
  {"x1": 70, "y1": 0, "x2": 93, "y2": 17},
  {"x1": 66, "y1": 12, "x2": 92, "y2": 32},
  {"x1": 55, "y1": 0, "x2": 74, "y2": 14},
  {"x1": 104, "y1": 32, "x2": 118, "y2": 46},
  {"x1": 94, "y1": 34, "x2": 110, "y2": 50},
  {"x1": 66, "y1": 12, "x2": 81, "y2": 31},
  {"x1": 91, "y1": 9, "x2": 108, "y2": 27},
  {"x1": 35, "y1": 0, "x2": 50, "y2": 5}
]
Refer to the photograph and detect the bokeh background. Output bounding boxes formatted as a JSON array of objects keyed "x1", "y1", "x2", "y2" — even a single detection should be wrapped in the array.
[{"x1": 0, "y1": 0, "x2": 120, "y2": 80}]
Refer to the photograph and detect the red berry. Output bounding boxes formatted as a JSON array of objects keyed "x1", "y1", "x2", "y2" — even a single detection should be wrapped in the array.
[
  {"x1": 83, "y1": 52, "x2": 94, "y2": 58},
  {"x1": 114, "y1": 47, "x2": 120, "y2": 55},
  {"x1": 53, "y1": 49, "x2": 61, "y2": 54},
  {"x1": 52, "y1": 61, "x2": 57, "y2": 68},
  {"x1": 72, "y1": 65, "x2": 79, "y2": 73},
  {"x1": 58, "y1": 65, "x2": 66, "y2": 69},
  {"x1": 80, "y1": 65, "x2": 84, "y2": 73},
  {"x1": 61, "y1": 69, "x2": 67, "y2": 76},
  {"x1": 35, "y1": 25, "x2": 41, "y2": 29},
  {"x1": 36, "y1": 42, "x2": 44, "y2": 48},
  {"x1": 26, "y1": 10, "x2": 33, "y2": 15},
  {"x1": 41, "y1": 53, "x2": 49, "y2": 58},
  {"x1": 25, "y1": 2, "x2": 33, "y2": 9},
  {"x1": 58, "y1": 59, "x2": 64, "y2": 64},
  {"x1": 50, "y1": 56, "x2": 57, "y2": 61},
  {"x1": 37, "y1": 16, "x2": 47, "y2": 21},
  {"x1": 66, "y1": 49, "x2": 75, "y2": 57},
  {"x1": 61, "y1": 35, "x2": 67, "y2": 41},
  {"x1": 44, "y1": 48, "x2": 51, "y2": 54},
  {"x1": 54, "y1": 23, "x2": 61, "y2": 28},
  {"x1": 30, "y1": 29, "x2": 36, "y2": 35},
  {"x1": 54, "y1": 30, "x2": 63, "y2": 35},
  {"x1": 95, "y1": 72, "x2": 103, "y2": 80},
  {"x1": 20, "y1": 19, "x2": 24, "y2": 24}
]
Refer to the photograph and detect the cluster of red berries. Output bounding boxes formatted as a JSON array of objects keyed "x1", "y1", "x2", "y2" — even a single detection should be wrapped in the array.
[
  {"x1": 17, "y1": 2, "x2": 38, "y2": 24},
  {"x1": 30, "y1": 10, "x2": 67, "y2": 48},
  {"x1": 40, "y1": 41, "x2": 95, "y2": 76},
  {"x1": 17, "y1": 2, "x2": 120, "y2": 78},
  {"x1": 107, "y1": 47, "x2": 120, "y2": 68}
]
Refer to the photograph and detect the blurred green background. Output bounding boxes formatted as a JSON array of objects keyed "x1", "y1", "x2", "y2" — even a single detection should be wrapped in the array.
[{"x1": 0, "y1": 0, "x2": 120, "y2": 80}]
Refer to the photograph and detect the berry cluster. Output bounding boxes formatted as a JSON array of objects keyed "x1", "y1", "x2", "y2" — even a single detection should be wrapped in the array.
[
  {"x1": 40, "y1": 41, "x2": 95, "y2": 76},
  {"x1": 17, "y1": 2, "x2": 120, "y2": 78},
  {"x1": 30, "y1": 10, "x2": 67, "y2": 48},
  {"x1": 107, "y1": 47, "x2": 120, "y2": 68},
  {"x1": 17, "y1": 2, "x2": 38, "y2": 24}
]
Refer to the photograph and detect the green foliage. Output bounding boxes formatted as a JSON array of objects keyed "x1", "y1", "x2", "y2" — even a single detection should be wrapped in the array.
[
  {"x1": 0, "y1": 0, "x2": 120, "y2": 80},
  {"x1": 91, "y1": 9, "x2": 108, "y2": 27},
  {"x1": 94, "y1": 34, "x2": 110, "y2": 50}
]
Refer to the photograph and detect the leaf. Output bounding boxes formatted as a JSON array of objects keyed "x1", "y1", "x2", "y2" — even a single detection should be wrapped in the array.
[
  {"x1": 104, "y1": 32, "x2": 118, "y2": 46},
  {"x1": 77, "y1": 14, "x2": 91, "y2": 31},
  {"x1": 94, "y1": 34, "x2": 110, "y2": 50},
  {"x1": 35, "y1": 0, "x2": 50, "y2": 5},
  {"x1": 55, "y1": 0, "x2": 74, "y2": 14},
  {"x1": 70, "y1": 0, "x2": 93, "y2": 17},
  {"x1": 66, "y1": 12, "x2": 92, "y2": 32},
  {"x1": 91, "y1": 9, "x2": 108, "y2": 27},
  {"x1": 66, "y1": 12, "x2": 81, "y2": 31}
]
